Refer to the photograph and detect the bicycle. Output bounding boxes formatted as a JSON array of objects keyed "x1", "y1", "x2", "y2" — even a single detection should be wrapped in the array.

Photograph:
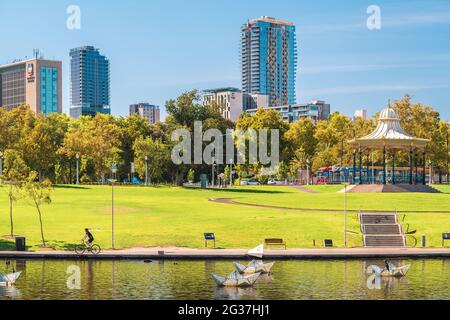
[{"x1": 75, "y1": 241, "x2": 101, "y2": 255}]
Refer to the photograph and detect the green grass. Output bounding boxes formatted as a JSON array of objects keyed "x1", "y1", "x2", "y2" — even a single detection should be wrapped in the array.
[
  {"x1": 303, "y1": 185, "x2": 344, "y2": 193},
  {"x1": 236, "y1": 185, "x2": 450, "y2": 212},
  {"x1": 0, "y1": 185, "x2": 449, "y2": 250}
]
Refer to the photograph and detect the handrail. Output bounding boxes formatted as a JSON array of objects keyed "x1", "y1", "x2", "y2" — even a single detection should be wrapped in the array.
[{"x1": 405, "y1": 234, "x2": 418, "y2": 247}]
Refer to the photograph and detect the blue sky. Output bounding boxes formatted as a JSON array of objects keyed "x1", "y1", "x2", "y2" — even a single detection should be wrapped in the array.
[{"x1": 1, "y1": 0, "x2": 450, "y2": 120}]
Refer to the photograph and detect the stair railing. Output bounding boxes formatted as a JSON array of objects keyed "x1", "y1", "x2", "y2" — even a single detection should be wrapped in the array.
[{"x1": 404, "y1": 234, "x2": 418, "y2": 247}]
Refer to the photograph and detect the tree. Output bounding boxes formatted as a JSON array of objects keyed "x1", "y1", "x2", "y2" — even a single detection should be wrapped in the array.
[
  {"x1": 276, "y1": 161, "x2": 289, "y2": 181},
  {"x1": 223, "y1": 166, "x2": 230, "y2": 185},
  {"x1": 1, "y1": 150, "x2": 30, "y2": 237},
  {"x1": 23, "y1": 113, "x2": 70, "y2": 181},
  {"x1": 60, "y1": 114, "x2": 122, "y2": 183},
  {"x1": 22, "y1": 177, "x2": 52, "y2": 247},
  {"x1": 133, "y1": 137, "x2": 169, "y2": 184},
  {"x1": 117, "y1": 115, "x2": 152, "y2": 181},
  {"x1": 285, "y1": 118, "x2": 317, "y2": 167},
  {"x1": 187, "y1": 168, "x2": 195, "y2": 183},
  {"x1": 235, "y1": 108, "x2": 289, "y2": 175}
]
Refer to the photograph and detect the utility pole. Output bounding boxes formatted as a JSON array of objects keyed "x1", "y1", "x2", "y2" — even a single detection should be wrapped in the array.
[
  {"x1": 145, "y1": 156, "x2": 148, "y2": 186},
  {"x1": 0, "y1": 151, "x2": 3, "y2": 185},
  {"x1": 111, "y1": 164, "x2": 118, "y2": 250},
  {"x1": 76, "y1": 153, "x2": 80, "y2": 185},
  {"x1": 447, "y1": 128, "x2": 449, "y2": 183},
  {"x1": 344, "y1": 183, "x2": 348, "y2": 248},
  {"x1": 229, "y1": 159, "x2": 233, "y2": 188}
]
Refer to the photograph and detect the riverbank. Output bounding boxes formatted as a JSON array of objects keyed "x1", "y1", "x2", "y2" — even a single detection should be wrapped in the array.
[{"x1": 2, "y1": 247, "x2": 450, "y2": 260}]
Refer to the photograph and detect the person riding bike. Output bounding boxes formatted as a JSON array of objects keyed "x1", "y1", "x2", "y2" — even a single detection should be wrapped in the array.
[{"x1": 83, "y1": 228, "x2": 95, "y2": 247}]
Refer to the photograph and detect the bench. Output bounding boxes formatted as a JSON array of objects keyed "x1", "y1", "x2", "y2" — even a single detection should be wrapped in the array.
[
  {"x1": 324, "y1": 239, "x2": 333, "y2": 247},
  {"x1": 264, "y1": 238, "x2": 286, "y2": 249}
]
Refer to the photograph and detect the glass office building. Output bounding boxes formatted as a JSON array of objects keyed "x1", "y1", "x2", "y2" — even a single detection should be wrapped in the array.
[
  {"x1": 69, "y1": 46, "x2": 110, "y2": 118},
  {"x1": 40, "y1": 66, "x2": 58, "y2": 114},
  {"x1": 241, "y1": 16, "x2": 297, "y2": 107}
]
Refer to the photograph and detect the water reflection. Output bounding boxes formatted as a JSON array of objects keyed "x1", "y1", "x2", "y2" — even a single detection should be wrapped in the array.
[{"x1": 0, "y1": 259, "x2": 448, "y2": 300}]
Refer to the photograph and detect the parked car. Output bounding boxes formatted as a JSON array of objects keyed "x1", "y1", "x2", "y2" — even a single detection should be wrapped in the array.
[
  {"x1": 268, "y1": 179, "x2": 284, "y2": 185},
  {"x1": 247, "y1": 180, "x2": 260, "y2": 186}
]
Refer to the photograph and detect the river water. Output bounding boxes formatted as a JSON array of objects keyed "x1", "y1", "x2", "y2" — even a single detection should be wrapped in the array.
[{"x1": 1, "y1": 259, "x2": 449, "y2": 300}]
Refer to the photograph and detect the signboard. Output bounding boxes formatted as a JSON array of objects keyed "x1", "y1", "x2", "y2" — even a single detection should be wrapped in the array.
[
  {"x1": 111, "y1": 164, "x2": 118, "y2": 174},
  {"x1": 204, "y1": 233, "x2": 215, "y2": 240},
  {"x1": 27, "y1": 63, "x2": 35, "y2": 83}
]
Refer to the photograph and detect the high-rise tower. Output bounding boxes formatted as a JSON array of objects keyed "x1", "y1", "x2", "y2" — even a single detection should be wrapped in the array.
[
  {"x1": 69, "y1": 46, "x2": 110, "y2": 118},
  {"x1": 241, "y1": 16, "x2": 297, "y2": 107}
]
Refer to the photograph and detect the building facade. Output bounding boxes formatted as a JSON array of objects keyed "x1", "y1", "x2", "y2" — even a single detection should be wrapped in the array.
[
  {"x1": 246, "y1": 100, "x2": 331, "y2": 123},
  {"x1": 354, "y1": 109, "x2": 368, "y2": 120},
  {"x1": 69, "y1": 46, "x2": 110, "y2": 118},
  {"x1": 203, "y1": 87, "x2": 243, "y2": 122},
  {"x1": 202, "y1": 87, "x2": 269, "y2": 122},
  {"x1": 0, "y1": 58, "x2": 62, "y2": 114},
  {"x1": 241, "y1": 16, "x2": 297, "y2": 107},
  {"x1": 129, "y1": 103, "x2": 160, "y2": 124}
]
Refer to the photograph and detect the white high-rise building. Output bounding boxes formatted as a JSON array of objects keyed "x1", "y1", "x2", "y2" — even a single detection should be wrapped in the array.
[{"x1": 354, "y1": 109, "x2": 368, "y2": 120}]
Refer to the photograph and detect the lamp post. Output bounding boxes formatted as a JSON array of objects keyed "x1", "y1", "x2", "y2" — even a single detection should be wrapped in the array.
[
  {"x1": 429, "y1": 160, "x2": 433, "y2": 185},
  {"x1": 145, "y1": 156, "x2": 148, "y2": 186},
  {"x1": 111, "y1": 164, "x2": 118, "y2": 250},
  {"x1": 0, "y1": 151, "x2": 3, "y2": 185},
  {"x1": 229, "y1": 158, "x2": 233, "y2": 188},
  {"x1": 306, "y1": 159, "x2": 311, "y2": 186},
  {"x1": 75, "y1": 153, "x2": 80, "y2": 185},
  {"x1": 344, "y1": 183, "x2": 348, "y2": 248}
]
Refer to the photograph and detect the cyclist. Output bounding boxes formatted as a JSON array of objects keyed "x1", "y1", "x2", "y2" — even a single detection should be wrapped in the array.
[{"x1": 83, "y1": 228, "x2": 95, "y2": 247}]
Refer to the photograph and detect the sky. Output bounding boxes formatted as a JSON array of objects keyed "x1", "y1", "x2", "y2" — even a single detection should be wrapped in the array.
[{"x1": 1, "y1": 0, "x2": 450, "y2": 120}]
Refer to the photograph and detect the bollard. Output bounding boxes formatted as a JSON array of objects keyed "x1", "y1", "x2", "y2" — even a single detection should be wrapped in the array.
[{"x1": 422, "y1": 235, "x2": 426, "y2": 248}]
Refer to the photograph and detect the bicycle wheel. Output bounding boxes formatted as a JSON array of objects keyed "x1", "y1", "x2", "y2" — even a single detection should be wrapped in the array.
[
  {"x1": 75, "y1": 244, "x2": 86, "y2": 255},
  {"x1": 91, "y1": 244, "x2": 101, "y2": 255}
]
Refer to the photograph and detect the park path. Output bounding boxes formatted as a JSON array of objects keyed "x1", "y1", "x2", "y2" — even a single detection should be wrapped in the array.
[
  {"x1": 208, "y1": 198, "x2": 450, "y2": 214},
  {"x1": 294, "y1": 185, "x2": 319, "y2": 194}
]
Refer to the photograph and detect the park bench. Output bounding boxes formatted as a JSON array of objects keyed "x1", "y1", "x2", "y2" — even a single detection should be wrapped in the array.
[
  {"x1": 324, "y1": 239, "x2": 333, "y2": 247},
  {"x1": 264, "y1": 238, "x2": 286, "y2": 249}
]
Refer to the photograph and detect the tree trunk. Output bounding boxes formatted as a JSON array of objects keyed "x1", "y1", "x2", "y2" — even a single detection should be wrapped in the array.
[
  {"x1": 9, "y1": 185, "x2": 14, "y2": 237},
  {"x1": 36, "y1": 201, "x2": 46, "y2": 247}
]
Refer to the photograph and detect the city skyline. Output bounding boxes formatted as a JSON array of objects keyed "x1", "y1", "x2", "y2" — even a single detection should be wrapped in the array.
[{"x1": 1, "y1": 0, "x2": 450, "y2": 120}]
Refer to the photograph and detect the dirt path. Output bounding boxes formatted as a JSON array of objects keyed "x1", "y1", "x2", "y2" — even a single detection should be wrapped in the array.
[
  {"x1": 208, "y1": 198, "x2": 450, "y2": 214},
  {"x1": 294, "y1": 186, "x2": 319, "y2": 194}
]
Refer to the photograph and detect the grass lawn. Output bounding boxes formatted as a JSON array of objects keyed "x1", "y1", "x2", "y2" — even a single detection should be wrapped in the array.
[{"x1": 0, "y1": 185, "x2": 449, "y2": 250}]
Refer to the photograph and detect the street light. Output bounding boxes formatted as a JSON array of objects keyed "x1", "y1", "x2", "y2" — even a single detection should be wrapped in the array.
[
  {"x1": 429, "y1": 160, "x2": 433, "y2": 185},
  {"x1": 111, "y1": 164, "x2": 118, "y2": 250},
  {"x1": 75, "y1": 153, "x2": 80, "y2": 185},
  {"x1": 0, "y1": 151, "x2": 3, "y2": 184},
  {"x1": 343, "y1": 183, "x2": 349, "y2": 248},
  {"x1": 145, "y1": 156, "x2": 148, "y2": 186},
  {"x1": 306, "y1": 159, "x2": 311, "y2": 186},
  {"x1": 229, "y1": 158, "x2": 234, "y2": 188}
]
